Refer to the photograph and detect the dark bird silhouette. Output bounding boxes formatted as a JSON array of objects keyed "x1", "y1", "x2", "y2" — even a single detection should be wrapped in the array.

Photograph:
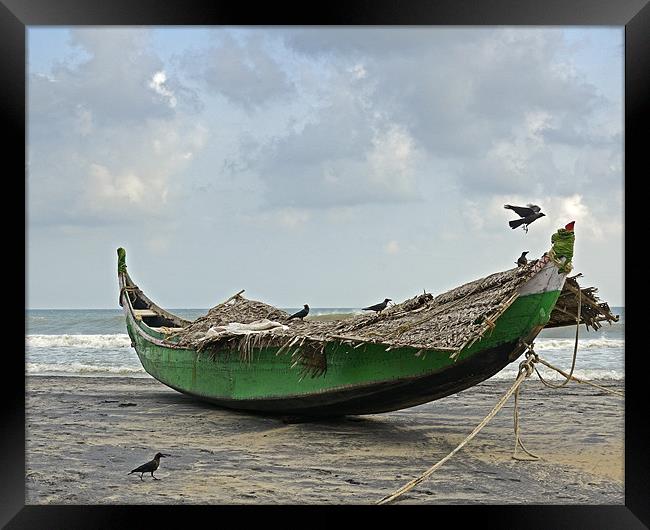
[
  {"x1": 504, "y1": 204, "x2": 545, "y2": 233},
  {"x1": 504, "y1": 203, "x2": 541, "y2": 216},
  {"x1": 363, "y1": 298, "x2": 392, "y2": 313},
  {"x1": 128, "y1": 452, "x2": 169, "y2": 481},
  {"x1": 516, "y1": 251, "x2": 529, "y2": 266},
  {"x1": 288, "y1": 304, "x2": 309, "y2": 320}
]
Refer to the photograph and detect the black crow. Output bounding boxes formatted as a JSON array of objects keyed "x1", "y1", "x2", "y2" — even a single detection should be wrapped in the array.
[
  {"x1": 504, "y1": 203, "x2": 541, "y2": 216},
  {"x1": 288, "y1": 304, "x2": 309, "y2": 320},
  {"x1": 128, "y1": 452, "x2": 169, "y2": 481},
  {"x1": 362, "y1": 299, "x2": 392, "y2": 313},
  {"x1": 504, "y1": 204, "x2": 545, "y2": 233},
  {"x1": 516, "y1": 251, "x2": 529, "y2": 266}
]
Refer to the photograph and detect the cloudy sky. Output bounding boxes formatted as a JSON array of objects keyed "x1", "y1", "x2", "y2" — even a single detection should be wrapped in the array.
[{"x1": 27, "y1": 27, "x2": 624, "y2": 309}]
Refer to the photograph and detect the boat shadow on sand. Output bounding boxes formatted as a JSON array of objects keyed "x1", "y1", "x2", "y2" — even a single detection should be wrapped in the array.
[{"x1": 138, "y1": 388, "x2": 439, "y2": 445}]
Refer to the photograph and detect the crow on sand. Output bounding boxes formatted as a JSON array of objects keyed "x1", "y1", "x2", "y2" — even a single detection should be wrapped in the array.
[{"x1": 128, "y1": 452, "x2": 169, "y2": 481}]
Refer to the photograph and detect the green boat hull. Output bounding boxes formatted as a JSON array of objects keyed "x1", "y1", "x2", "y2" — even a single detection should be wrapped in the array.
[{"x1": 125, "y1": 289, "x2": 561, "y2": 416}]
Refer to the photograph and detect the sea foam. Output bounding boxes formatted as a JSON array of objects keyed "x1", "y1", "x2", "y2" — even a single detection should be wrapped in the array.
[
  {"x1": 492, "y1": 367, "x2": 623, "y2": 381},
  {"x1": 534, "y1": 338, "x2": 624, "y2": 351},
  {"x1": 27, "y1": 362, "x2": 147, "y2": 376},
  {"x1": 26, "y1": 334, "x2": 131, "y2": 349}
]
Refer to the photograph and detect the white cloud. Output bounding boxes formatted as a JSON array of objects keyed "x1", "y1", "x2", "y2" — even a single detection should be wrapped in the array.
[
  {"x1": 92, "y1": 164, "x2": 142, "y2": 200},
  {"x1": 350, "y1": 64, "x2": 367, "y2": 79},
  {"x1": 554, "y1": 194, "x2": 603, "y2": 240},
  {"x1": 149, "y1": 70, "x2": 177, "y2": 108},
  {"x1": 237, "y1": 72, "x2": 422, "y2": 209},
  {"x1": 490, "y1": 193, "x2": 610, "y2": 242},
  {"x1": 181, "y1": 33, "x2": 293, "y2": 109},
  {"x1": 367, "y1": 125, "x2": 419, "y2": 197},
  {"x1": 28, "y1": 28, "x2": 209, "y2": 225},
  {"x1": 285, "y1": 27, "x2": 618, "y2": 206},
  {"x1": 524, "y1": 110, "x2": 553, "y2": 141}
]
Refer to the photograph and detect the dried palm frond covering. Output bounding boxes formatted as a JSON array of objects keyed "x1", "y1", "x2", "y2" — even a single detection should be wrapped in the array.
[
  {"x1": 169, "y1": 262, "x2": 618, "y2": 377},
  {"x1": 170, "y1": 260, "x2": 544, "y2": 373},
  {"x1": 546, "y1": 274, "x2": 619, "y2": 330}
]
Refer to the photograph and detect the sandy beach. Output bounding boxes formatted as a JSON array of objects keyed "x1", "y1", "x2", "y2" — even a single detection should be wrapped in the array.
[{"x1": 25, "y1": 375, "x2": 624, "y2": 505}]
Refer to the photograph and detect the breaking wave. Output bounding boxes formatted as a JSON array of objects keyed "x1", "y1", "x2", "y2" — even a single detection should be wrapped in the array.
[
  {"x1": 492, "y1": 367, "x2": 623, "y2": 381},
  {"x1": 27, "y1": 362, "x2": 148, "y2": 377},
  {"x1": 25, "y1": 335, "x2": 622, "y2": 352},
  {"x1": 26, "y1": 334, "x2": 131, "y2": 349},
  {"x1": 534, "y1": 338, "x2": 624, "y2": 351}
]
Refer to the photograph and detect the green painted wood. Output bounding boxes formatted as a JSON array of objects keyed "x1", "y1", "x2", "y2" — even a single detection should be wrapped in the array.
[{"x1": 126, "y1": 289, "x2": 561, "y2": 402}]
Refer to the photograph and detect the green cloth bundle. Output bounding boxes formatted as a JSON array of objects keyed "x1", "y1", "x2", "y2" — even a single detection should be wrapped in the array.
[
  {"x1": 549, "y1": 228, "x2": 575, "y2": 272},
  {"x1": 117, "y1": 247, "x2": 128, "y2": 274}
]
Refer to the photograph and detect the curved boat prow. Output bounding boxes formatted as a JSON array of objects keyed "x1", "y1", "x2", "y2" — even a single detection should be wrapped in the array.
[
  {"x1": 117, "y1": 247, "x2": 192, "y2": 332},
  {"x1": 518, "y1": 221, "x2": 575, "y2": 302}
]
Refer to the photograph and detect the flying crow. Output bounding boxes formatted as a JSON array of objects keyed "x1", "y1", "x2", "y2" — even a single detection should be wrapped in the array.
[
  {"x1": 128, "y1": 452, "x2": 169, "y2": 481},
  {"x1": 288, "y1": 304, "x2": 310, "y2": 320},
  {"x1": 362, "y1": 299, "x2": 392, "y2": 313},
  {"x1": 504, "y1": 203, "x2": 541, "y2": 216},
  {"x1": 516, "y1": 251, "x2": 529, "y2": 267},
  {"x1": 504, "y1": 204, "x2": 545, "y2": 233}
]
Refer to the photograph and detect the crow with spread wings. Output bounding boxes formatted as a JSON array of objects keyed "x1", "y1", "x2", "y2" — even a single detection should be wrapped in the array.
[{"x1": 504, "y1": 204, "x2": 546, "y2": 233}]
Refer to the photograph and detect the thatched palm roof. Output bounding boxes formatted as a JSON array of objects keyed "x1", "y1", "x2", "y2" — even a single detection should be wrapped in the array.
[
  {"x1": 546, "y1": 274, "x2": 619, "y2": 331},
  {"x1": 173, "y1": 260, "x2": 538, "y2": 353},
  {"x1": 169, "y1": 260, "x2": 618, "y2": 377}
]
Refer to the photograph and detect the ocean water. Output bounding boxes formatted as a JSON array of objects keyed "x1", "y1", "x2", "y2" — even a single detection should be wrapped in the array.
[{"x1": 25, "y1": 307, "x2": 624, "y2": 381}]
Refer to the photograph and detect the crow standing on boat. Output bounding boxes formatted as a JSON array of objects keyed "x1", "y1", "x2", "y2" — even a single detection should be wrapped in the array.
[
  {"x1": 516, "y1": 251, "x2": 529, "y2": 267},
  {"x1": 128, "y1": 452, "x2": 169, "y2": 481},
  {"x1": 504, "y1": 204, "x2": 546, "y2": 233},
  {"x1": 363, "y1": 299, "x2": 392, "y2": 313},
  {"x1": 288, "y1": 304, "x2": 310, "y2": 320}
]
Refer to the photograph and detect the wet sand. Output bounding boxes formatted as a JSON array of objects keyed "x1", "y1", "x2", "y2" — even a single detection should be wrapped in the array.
[{"x1": 26, "y1": 375, "x2": 624, "y2": 505}]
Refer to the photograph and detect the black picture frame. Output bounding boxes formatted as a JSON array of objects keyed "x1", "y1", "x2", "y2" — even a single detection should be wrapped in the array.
[{"x1": 5, "y1": 0, "x2": 643, "y2": 527}]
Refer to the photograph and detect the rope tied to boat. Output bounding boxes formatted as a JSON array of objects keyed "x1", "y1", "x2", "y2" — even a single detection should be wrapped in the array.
[
  {"x1": 522, "y1": 290, "x2": 621, "y2": 396},
  {"x1": 118, "y1": 285, "x2": 139, "y2": 306},
  {"x1": 376, "y1": 351, "x2": 538, "y2": 505},
  {"x1": 512, "y1": 354, "x2": 539, "y2": 461},
  {"x1": 377, "y1": 287, "x2": 621, "y2": 504},
  {"x1": 533, "y1": 356, "x2": 623, "y2": 397},
  {"x1": 536, "y1": 287, "x2": 581, "y2": 389}
]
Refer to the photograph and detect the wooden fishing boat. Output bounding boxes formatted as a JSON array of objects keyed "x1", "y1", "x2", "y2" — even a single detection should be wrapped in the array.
[{"x1": 117, "y1": 224, "x2": 617, "y2": 417}]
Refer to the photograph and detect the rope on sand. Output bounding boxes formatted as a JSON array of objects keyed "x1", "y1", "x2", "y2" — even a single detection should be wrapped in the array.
[
  {"x1": 511, "y1": 290, "x2": 584, "y2": 461},
  {"x1": 377, "y1": 288, "x2": 622, "y2": 504},
  {"x1": 376, "y1": 351, "x2": 537, "y2": 505},
  {"x1": 512, "y1": 380, "x2": 539, "y2": 461},
  {"x1": 533, "y1": 287, "x2": 581, "y2": 390}
]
